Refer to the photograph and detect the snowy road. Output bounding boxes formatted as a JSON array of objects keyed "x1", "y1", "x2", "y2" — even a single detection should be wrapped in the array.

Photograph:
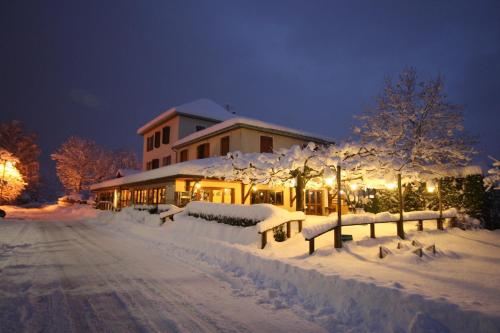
[{"x1": 0, "y1": 219, "x2": 325, "y2": 333}]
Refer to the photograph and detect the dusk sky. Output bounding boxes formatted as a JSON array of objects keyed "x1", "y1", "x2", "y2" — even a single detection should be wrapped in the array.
[{"x1": 1, "y1": 0, "x2": 499, "y2": 185}]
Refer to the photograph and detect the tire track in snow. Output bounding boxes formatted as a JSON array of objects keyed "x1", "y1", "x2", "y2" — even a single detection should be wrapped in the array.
[
  {"x1": 72, "y1": 219, "x2": 323, "y2": 333},
  {"x1": 69, "y1": 220, "x2": 237, "y2": 332}
]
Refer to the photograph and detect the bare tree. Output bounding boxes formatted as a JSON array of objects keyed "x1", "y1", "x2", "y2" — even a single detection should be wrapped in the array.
[
  {"x1": 52, "y1": 137, "x2": 101, "y2": 193},
  {"x1": 354, "y1": 68, "x2": 477, "y2": 238},
  {"x1": 52, "y1": 137, "x2": 139, "y2": 194},
  {"x1": 354, "y1": 68, "x2": 476, "y2": 175}
]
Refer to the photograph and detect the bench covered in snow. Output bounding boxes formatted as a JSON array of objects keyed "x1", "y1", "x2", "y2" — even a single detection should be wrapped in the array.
[
  {"x1": 183, "y1": 202, "x2": 306, "y2": 249},
  {"x1": 303, "y1": 208, "x2": 458, "y2": 255},
  {"x1": 159, "y1": 205, "x2": 184, "y2": 223}
]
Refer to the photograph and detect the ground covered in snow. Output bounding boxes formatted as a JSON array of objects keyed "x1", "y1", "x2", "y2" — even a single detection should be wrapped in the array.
[
  {"x1": 0, "y1": 205, "x2": 324, "y2": 333},
  {"x1": 1, "y1": 204, "x2": 500, "y2": 332}
]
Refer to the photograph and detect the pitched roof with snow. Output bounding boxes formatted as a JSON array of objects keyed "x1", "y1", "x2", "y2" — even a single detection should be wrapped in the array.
[
  {"x1": 91, "y1": 157, "x2": 223, "y2": 190},
  {"x1": 137, "y1": 99, "x2": 234, "y2": 135},
  {"x1": 172, "y1": 117, "x2": 335, "y2": 148}
]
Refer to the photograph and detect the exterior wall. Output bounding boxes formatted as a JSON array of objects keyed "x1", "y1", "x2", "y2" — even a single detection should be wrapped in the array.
[
  {"x1": 238, "y1": 127, "x2": 311, "y2": 153},
  {"x1": 173, "y1": 127, "x2": 313, "y2": 161},
  {"x1": 174, "y1": 128, "x2": 244, "y2": 161},
  {"x1": 141, "y1": 116, "x2": 180, "y2": 170},
  {"x1": 94, "y1": 179, "x2": 350, "y2": 216},
  {"x1": 178, "y1": 117, "x2": 221, "y2": 140},
  {"x1": 141, "y1": 115, "x2": 221, "y2": 170}
]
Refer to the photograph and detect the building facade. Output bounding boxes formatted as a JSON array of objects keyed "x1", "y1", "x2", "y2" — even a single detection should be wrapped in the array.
[{"x1": 91, "y1": 99, "x2": 349, "y2": 215}]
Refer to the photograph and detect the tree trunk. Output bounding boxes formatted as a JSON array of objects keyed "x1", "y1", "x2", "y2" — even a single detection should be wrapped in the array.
[{"x1": 295, "y1": 174, "x2": 306, "y2": 211}]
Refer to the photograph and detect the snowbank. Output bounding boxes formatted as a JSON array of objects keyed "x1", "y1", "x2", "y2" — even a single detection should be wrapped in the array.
[
  {"x1": 96, "y1": 213, "x2": 500, "y2": 332},
  {"x1": 183, "y1": 202, "x2": 305, "y2": 232},
  {"x1": 302, "y1": 209, "x2": 458, "y2": 239},
  {"x1": 0, "y1": 204, "x2": 99, "y2": 221},
  {"x1": 113, "y1": 207, "x2": 162, "y2": 227}
]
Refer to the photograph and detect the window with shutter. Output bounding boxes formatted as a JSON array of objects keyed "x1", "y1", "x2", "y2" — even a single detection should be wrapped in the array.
[
  {"x1": 162, "y1": 126, "x2": 170, "y2": 144},
  {"x1": 197, "y1": 143, "x2": 210, "y2": 159},
  {"x1": 260, "y1": 136, "x2": 273, "y2": 153},
  {"x1": 146, "y1": 136, "x2": 154, "y2": 152},
  {"x1": 152, "y1": 159, "x2": 159, "y2": 169},
  {"x1": 162, "y1": 155, "x2": 171, "y2": 166},
  {"x1": 220, "y1": 136, "x2": 230, "y2": 156},
  {"x1": 180, "y1": 149, "x2": 188, "y2": 162},
  {"x1": 154, "y1": 131, "x2": 161, "y2": 148}
]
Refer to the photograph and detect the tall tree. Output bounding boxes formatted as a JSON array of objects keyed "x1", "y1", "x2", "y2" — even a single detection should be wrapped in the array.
[
  {"x1": 52, "y1": 137, "x2": 101, "y2": 193},
  {"x1": 354, "y1": 68, "x2": 476, "y2": 177},
  {"x1": 354, "y1": 68, "x2": 476, "y2": 238},
  {"x1": 0, "y1": 121, "x2": 41, "y2": 199},
  {"x1": 51, "y1": 136, "x2": 139, "y2": 194}
]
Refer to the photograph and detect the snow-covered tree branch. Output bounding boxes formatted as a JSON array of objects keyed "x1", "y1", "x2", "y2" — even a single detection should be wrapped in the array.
[
  {"x1": 354, "y1": 68, "x2": 476, "y2": 179},
  {"x1": 0, "y1": 149, "x2": 26, "y2": 203},
  {"x1": 205, "y1": 142, "x2": 372, "y2": 211},
  {"x1": 484, "y1": 156, "x2": 500, "y2": 191},
  {"x1": 51, "y1": 137, "x2": 139, "y2": 194}
]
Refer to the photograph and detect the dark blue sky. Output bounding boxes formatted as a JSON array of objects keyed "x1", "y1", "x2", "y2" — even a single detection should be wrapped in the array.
[{"x1": 1, "y1": 0, "x2": 499, "y2": 184}]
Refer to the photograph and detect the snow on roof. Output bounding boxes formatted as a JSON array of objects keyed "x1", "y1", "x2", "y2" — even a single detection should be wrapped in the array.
[
  {"x1": 172, "y1": 116, "x2": 335, "y2": 148},
  {"x1": 137, "y1": 99, "x2": 234, "y2": 135},
  {"x1": 116, "y1": 169, "x2": 141, "y2": 178},
  {"x1": 91, "y1": 157, "x2": 223, "y2": 190}
]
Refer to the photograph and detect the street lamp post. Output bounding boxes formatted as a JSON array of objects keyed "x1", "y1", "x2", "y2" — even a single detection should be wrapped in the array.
[{"x1": 0, "y1": 158, "x2": 6, "y2": 203}]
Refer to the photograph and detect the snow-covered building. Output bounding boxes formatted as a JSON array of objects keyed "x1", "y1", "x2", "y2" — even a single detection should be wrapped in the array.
[{"x1": 91, "y1": 99, "x2": 336, "y2": 213}]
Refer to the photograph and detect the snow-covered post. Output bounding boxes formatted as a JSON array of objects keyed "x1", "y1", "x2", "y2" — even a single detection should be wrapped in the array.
[
  {"x1": 397, "y1": 173, "x2": 405, "y2": 239},
  {"x1": 334, "y1": 165, "x2": 343, "y2": 248},
  {"x1": 437, "y1": 178, "x2": 444, "y2": 230}
]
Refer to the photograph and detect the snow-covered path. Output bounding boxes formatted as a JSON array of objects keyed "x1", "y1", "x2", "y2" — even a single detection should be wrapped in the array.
[{"x1": 0, "y1": 219, "x2": 325, "y2": 333}]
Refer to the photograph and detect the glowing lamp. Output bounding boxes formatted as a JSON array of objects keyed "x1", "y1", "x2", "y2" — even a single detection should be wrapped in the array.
[
  {"x1": 385, "y1": 183, "x2": 397, "y2": 190},
  {"x1": 426, "y1": 185, "x2": 436, "y2": 193},
  {"x1": 324, "y1": 177, "x2": 334, "y2": 187}
]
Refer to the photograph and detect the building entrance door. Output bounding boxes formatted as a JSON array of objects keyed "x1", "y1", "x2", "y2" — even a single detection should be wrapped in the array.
[{"x1": 305, "y1": 190, "x2": 323, "y2": 215}]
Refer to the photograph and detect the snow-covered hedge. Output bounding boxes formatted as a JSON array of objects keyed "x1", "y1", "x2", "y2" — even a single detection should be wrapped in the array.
[
  {"x1": 302, "y1": 208, "x2": 458, "y2": 239},
  {"x1": 183, "y1": 202, "x2": 305, "y2": 232}
]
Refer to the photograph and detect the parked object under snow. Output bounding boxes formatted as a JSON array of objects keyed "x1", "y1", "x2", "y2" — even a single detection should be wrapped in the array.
[{"x1": 182, "y1": 201, "x2": 305, "y2": 232}]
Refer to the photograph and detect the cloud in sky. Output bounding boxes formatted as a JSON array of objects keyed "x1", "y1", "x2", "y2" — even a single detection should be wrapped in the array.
[{"x1": 69, "y1": 89, "x2": 101, "y2": 109}]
